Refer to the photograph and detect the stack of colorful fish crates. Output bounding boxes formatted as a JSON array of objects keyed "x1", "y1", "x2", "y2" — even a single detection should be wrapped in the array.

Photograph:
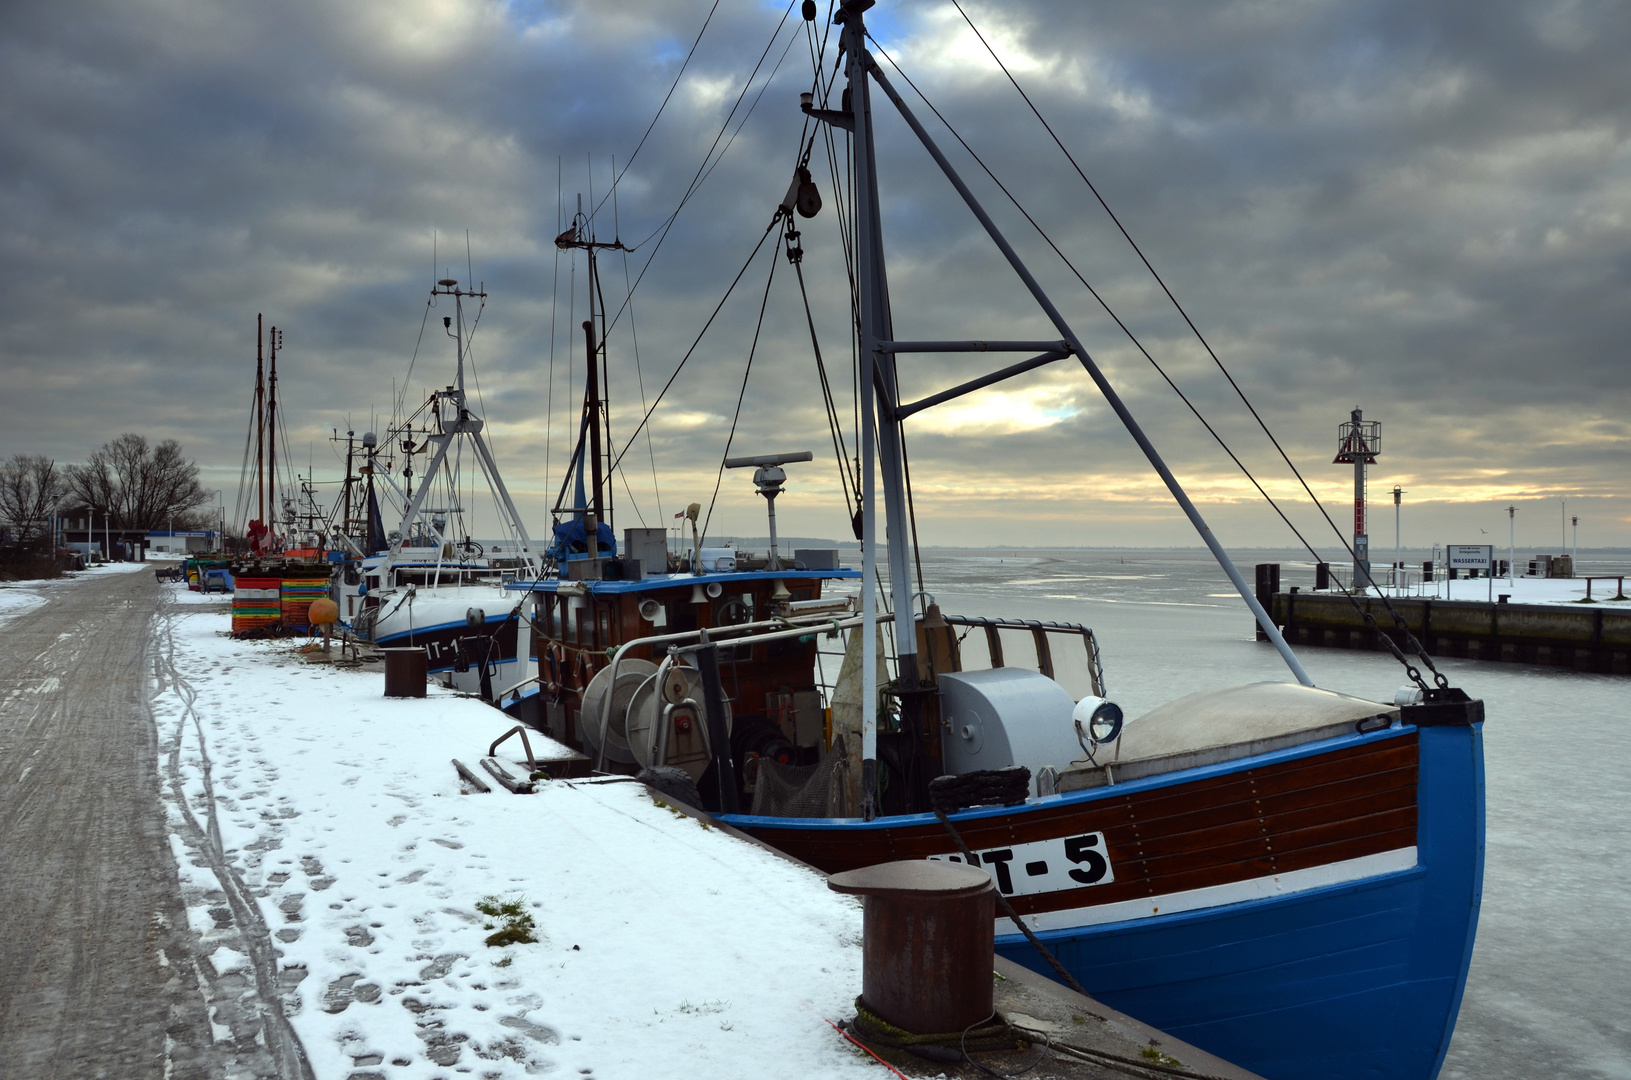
[
  {"x1": 280, "y1": 575, "x2": 332, "y2": 632},
  {"x1": 231, "y1": 577, "x2": 283, "y2": 636}
]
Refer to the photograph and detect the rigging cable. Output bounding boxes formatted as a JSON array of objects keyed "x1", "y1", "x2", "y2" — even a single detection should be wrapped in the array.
[
  {"x1": 787, "y1": 219, "x2": 858, "y2": 521},
  {"x1": 940, "y1": 6, "x2": 1450, "y2": 688},
  {"x1": 393, "y1": 294, "x2": 436, "y2": 435},
  {"x1": 546, "y1": 158, "x2": 563, "y2": 497},
  {"x1": 615, "y1": 169, "x2": 664, "y2": 524},
  {"x1": 585, "y1": 0, "x2": 721, "y2": 228},
  {"x1": 607, "y1": 219, "x2": 782, "y2": 474},
  {"x1": 870, "y1": 38, "x2": 1451, "y2": 681},
  {"x1": 701, "y1": 235, "x2": 781, "y2": 539},
  {"x1": 599, "y1": 2, "x2": 800, "y2": 341}
]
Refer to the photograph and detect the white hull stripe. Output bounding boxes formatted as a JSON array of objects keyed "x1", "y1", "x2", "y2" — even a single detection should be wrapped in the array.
[{"x1": 1007, "y1": 847, "x2": 1420, "y2": 935}]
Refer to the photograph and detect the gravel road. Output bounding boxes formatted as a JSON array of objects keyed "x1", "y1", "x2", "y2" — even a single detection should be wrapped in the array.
[{"x1": 0, "y1": 569, "x2": 307, "y2": 1080}]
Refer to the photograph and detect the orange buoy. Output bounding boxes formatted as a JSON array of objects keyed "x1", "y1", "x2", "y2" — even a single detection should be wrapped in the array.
[{"x1": 308, "y1": 597, "x2": 339, "y2": 626}]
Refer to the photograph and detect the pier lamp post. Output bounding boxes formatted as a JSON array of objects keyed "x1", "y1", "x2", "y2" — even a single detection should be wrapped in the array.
[
  {"x1": 1507, "y1": 505, "x2": 1517, "y2": 586},
  {"x1": 1392, "y1": 485, "x2": 1404, "y2": 594}
]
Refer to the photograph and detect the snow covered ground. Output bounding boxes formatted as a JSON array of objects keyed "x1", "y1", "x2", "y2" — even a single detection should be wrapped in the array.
[
  {"x1": 0, "y1": 560, "x2": 149, "y2": 625},
  {"x1": 1366, "y1": 573, "x2": 1631, "y2": 606},
  {"x1": 152, "y1": 584, "x2": 881, "y2": 1080}
]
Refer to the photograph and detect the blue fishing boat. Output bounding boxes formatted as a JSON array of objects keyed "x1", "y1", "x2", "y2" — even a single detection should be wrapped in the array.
[{"x1": 495, "y1": 3, "x2": 1484, "y2": 1076}]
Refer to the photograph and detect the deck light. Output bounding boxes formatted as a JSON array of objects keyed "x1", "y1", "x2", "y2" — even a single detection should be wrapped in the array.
[{"x1": 1071, "y1": 696, "x2": 1124, "y2": 759}]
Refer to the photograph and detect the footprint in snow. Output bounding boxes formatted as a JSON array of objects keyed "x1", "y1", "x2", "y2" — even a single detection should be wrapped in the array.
[{"x1": 322, "y1": 973, "x2": 382, "y2": 1013}]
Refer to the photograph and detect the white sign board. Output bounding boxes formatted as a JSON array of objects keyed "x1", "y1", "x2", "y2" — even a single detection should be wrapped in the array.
[{"x1": 1446, "y1": 544, "x2": 1494, "y2": 570}]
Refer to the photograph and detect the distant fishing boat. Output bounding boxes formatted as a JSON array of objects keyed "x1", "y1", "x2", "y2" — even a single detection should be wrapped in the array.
[
  {"x1": 494, "y1": 4, "x2": 1484, "y2": 1077},
  {"x1": 336, "y1": 278, "x2": 540, "y2": 694}
]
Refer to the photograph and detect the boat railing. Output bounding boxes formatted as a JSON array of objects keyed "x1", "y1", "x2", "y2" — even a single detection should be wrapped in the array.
[
  {"x1": 496, "y1": 602, "x2": 871, "y2": 708},
  {"x1": 936, "y1": 615, "x2": 1105, "y2": 698}
]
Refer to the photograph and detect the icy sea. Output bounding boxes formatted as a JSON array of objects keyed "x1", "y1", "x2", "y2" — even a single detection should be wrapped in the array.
[{"x1": 908, "y1": 546, "x2": 1631, "y2": 1080}]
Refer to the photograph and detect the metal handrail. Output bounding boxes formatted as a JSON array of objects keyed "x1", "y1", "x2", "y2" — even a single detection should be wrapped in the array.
[
  {"x1": 936, "y1": 615, "x2": 1104, "y2": 696},
  {"x1": 596, "y1": 607, "x2": 874, "y2": 768}
]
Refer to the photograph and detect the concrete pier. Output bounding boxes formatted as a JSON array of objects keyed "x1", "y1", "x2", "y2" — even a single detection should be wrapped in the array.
[{"x1": 1272, "y1": 590, "x2": 1631, "y2": 673}]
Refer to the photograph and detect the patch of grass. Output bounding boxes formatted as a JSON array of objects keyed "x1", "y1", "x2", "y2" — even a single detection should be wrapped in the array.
[
  {"x1": 1140, "y1": 1044, "x2": 1182, "y2": 1068},
  {"x1": 477, "y1": 895, "x2": 538, "y2": 948},
  {"x1": 650, "y1": 796, "x2": 687, "y2": 819}
]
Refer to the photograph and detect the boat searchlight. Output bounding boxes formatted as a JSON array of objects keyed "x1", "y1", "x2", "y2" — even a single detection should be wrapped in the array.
[{"x1": 1072, "y1": 696, "x2": 1125, "y2": 756}]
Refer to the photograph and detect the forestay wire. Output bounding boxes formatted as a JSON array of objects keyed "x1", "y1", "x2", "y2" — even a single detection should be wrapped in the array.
[{"x1": 872, "y1": 17, "x2": 1450, "y2": 691}]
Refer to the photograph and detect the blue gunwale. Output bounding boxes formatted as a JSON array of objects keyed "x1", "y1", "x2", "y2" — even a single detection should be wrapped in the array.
[
  {"x1": 373, "y1": 613, "x2": 515, "y2": 643},
  {"x1": 504, "y1": 567, "x2": 861, "y2": 595}
]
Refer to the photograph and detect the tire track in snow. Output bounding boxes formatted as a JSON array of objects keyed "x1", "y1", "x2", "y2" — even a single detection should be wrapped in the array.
[{"x1": 154, "y1": 592, "x2": 315, "y2": 1080}]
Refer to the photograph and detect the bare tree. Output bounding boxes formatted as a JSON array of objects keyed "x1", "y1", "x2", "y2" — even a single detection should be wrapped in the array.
[
  {"x1": 0, "y1": 454, "x2": 65, "y2": 545},
  {"x1": 66, "y1": 434, "x2": 211, "y2": 529}
]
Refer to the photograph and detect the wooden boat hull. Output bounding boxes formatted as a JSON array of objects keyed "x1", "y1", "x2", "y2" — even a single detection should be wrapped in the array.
[{"x1": 726, "y1": 721, "x2": 1484, "y2": 1080}]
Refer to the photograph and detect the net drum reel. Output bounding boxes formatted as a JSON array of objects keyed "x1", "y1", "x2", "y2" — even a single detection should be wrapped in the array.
[
  {"x1": 579, "y1": 659, "x2": 658, "y2": 766},
  {"x1": 625, "y1": 655, "x2": 732, "y2": 782}
]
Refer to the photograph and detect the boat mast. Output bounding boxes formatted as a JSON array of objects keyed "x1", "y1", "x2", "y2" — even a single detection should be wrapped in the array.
[
  {"x1": 267, "y1": 324, "x2": 281, "y2": 543},
  {"x1": 254, "y1": 314, "x2": 266, "y2": 529},
  {"x1": 554, "y1": 206, "x2": 628, "y2": 547},
  {"x1": 376, "y1": 277, "x2": 538, "y2": 573},
  {"x1": 818, "y1": 0, "x2": 1313, "y2": 726},
  {"x1": 342, "y1": 429, "x2": 354, "y2": 541},
  {"x1": 832, "y1": 4, "x2": 926, "y2": 815}
]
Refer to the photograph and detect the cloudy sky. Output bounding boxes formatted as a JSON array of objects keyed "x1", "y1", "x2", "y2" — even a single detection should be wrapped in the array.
[{"x1": 2, "y1": 0, "x2": 1628, "y2": 555}]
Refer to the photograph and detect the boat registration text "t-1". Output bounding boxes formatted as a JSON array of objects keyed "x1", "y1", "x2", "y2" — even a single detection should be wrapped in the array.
[{"x1": 928, "y1": 833, "x2": 1113, "y2": 897}]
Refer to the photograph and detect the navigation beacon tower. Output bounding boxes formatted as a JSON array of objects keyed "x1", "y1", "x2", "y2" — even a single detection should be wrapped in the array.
[{"x1": 1333, "y1": 407, "x2": 1380, "y2": 588}]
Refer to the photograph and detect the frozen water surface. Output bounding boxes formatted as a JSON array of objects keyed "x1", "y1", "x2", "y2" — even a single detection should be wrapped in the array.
[{"x1": 916, "y1": 547, "x2": 1631, "y2": 1080}]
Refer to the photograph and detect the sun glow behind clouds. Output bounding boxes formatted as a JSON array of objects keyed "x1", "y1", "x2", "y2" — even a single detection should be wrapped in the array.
[
  {"x1": 920, "y1": 384, "x2": 1084, "y2": 434},
  {"x1": 887, "y1": 2, "x2": 1155, "y2": 123}
]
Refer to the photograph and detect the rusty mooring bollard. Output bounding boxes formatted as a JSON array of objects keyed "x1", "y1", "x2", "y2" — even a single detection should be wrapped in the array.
[
  {"x1": 382, "y1": 647, "x2": 427, "y2": 698},
  {"x1": 828, "y1": 859, "x2": 995, "y2": 1034}
]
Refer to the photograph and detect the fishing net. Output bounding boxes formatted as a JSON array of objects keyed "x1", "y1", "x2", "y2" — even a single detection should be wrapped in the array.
[{"x1": 750, "y1": 736, "x2": 850, "y2": 818}]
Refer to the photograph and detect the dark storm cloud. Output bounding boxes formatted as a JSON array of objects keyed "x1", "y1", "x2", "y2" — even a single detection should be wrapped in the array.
[{"x1": 1, "y1": 0, "x2": 1627, "y2": 548}]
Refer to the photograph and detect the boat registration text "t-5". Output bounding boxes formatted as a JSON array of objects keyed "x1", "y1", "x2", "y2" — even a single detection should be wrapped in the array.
[{"x1": 928, "y1": 833, "x2": 1114, "y2": 897}]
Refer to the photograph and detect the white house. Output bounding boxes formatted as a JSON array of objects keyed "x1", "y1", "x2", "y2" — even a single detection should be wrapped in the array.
[{"x1": 147, "y1": 529, "x2": 219, "y2": 554}]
